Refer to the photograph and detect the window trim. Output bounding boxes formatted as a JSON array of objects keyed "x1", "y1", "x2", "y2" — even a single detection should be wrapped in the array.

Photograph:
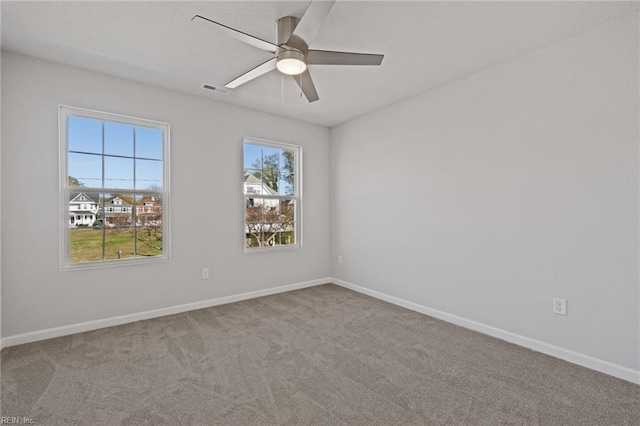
[
  {"x1": 59, "y1": 105, "x2": 171, "y2": 270},
  {"x1": 243, "y1": 136, "x2": 302, "y2": 253}
]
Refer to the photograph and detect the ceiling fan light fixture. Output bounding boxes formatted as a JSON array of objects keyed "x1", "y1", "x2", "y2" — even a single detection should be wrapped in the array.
[{"x1": 276, "y1": 50, "x2": 307, "y2": 75}]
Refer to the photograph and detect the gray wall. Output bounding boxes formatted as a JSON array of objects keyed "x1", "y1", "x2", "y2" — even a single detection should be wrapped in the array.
[
  {"x1": 1, "y1": 51, "x2": 331, "y2": 337},
  {"x1": 331, "y1": 14, "x2": 639, "y2": 371}
]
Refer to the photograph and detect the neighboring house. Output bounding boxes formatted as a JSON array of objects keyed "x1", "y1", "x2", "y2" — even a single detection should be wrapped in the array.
[
  {"x1": 69, "y1": 194, "x2": 159, "y2": 227},
  {"x1": 244, "y1": 171, "x2": 278, "y2": 208},
  {"x1": 136, "y1": 196, "x2": 162, "y2": 225},
  {"x1": 244, "y1": 171, "x2": 294, "y2": 245},
  {"x1": 69, "y1": 192, "x2": 99, "y2": 227},
  {"x1": 103, "y1": 197, "x2": 132, "y2": 226}
]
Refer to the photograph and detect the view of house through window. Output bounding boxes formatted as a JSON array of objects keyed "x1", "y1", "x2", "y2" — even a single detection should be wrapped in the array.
[
  {"x1": 60, "y1": 106, "x2": 170, "y2": 268},
  {"x1": 244, "y1": 138, "x2": 300, "y2": 249}
]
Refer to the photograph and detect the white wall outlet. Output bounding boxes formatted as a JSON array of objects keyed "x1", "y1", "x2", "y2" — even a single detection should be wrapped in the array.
[
  {"x1": 552, "y1": 297, "x2": 567, "y2": 315},
  {"x1": 338, "y1": 254, "x2": 343, "y2": 264},
  {"x1": 201, "y1": 268, "x2": 210, "y2": 279}
]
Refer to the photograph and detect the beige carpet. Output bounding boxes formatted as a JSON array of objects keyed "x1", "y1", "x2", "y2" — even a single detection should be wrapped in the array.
[{"x1": 1, "y1": 284, "x2": 638, "y2": 425}]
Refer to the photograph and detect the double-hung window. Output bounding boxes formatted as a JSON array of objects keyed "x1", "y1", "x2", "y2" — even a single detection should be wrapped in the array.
[
  {"x1": 244, "y1": 138, "x2": 301, "y2": 250},
  {"x1": 60, "y1": 106, "x2": 170, "y2": 269}
]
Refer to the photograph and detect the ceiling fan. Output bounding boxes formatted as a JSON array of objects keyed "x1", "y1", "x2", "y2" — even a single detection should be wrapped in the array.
[{"x1": 192, "y1": 0, "x2": 384, "y2": 102}]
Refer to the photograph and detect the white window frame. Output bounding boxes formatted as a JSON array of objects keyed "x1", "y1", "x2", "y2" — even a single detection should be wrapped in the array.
[
  {"x1": 243, "y1": 137, "x2": 302, "y2": 252},
  {"x1": 59, "y1": 105, "x2": 171, "y2": 270}
]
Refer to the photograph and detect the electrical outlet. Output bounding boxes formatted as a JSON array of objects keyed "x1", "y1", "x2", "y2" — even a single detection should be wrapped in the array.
[
  {"x1": 338, "y1": 255, "x2": 343, "y2": 264},
  {"x1": 552, "y1": 297, "x2": 567, "y2": 315},
  {"x1": 201, "y1": 268, "x2": 210, "y2": 279}
]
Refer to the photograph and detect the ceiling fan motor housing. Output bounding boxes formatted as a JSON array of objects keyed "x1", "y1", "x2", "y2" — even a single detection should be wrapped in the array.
[
  {"x1": 277, "y1": 16, "x2": 303, "y2": 49},
  {"x1": 276, "y1": 16, "x2": 308, "y2": 75}
]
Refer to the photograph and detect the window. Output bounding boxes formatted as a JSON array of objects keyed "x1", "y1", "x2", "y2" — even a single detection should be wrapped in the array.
[
  {"x1": 244, "y1": 138, "x2": 301, "y2": 250},
  {"x1": 60, "y1": 106, "x2": 170, "y2": 269}
]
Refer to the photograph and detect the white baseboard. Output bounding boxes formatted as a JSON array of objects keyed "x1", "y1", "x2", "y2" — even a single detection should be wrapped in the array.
[
  {"x1": 0, "y1": 278, "x2": 330, "y2": 349},
  {"x1": 331, "y1": 278, "x2": 640, "y2": 385}
]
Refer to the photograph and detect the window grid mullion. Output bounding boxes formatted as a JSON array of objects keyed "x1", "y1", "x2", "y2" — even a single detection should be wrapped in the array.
[
  {"x1": 101, "y1": 122, "x2": 106, "y2": 261},
  {"x1": 68, "y1": 150, "x2": 162, "y2": 162},
  {"x1": 132, "y1": 125, "x2": 137, "y2": 258}
]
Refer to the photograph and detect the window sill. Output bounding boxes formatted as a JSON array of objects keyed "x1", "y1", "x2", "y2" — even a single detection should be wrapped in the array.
[
  {"x1": 244, "y1": 245, "x2": 300, "y2": 254},
  {"x1": 61, "y1": 255, "x2": 169, "y2": 271}
]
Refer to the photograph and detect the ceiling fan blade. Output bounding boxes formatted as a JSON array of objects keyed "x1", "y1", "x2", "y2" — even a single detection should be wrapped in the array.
[
  {"x1": 225, "y1": 58, "x2": 277, "y2": 89},
  {"x1": 307, "y1": 50, "x2": 384, "y2": 66},
  {"x1": 192, "y1": 15, "x2": 277, "y2": 53},
  {"x1": 288, "y1": 0, "x2": 336, "y2": 50},
  {"x1": 293, "y1": 70, "x2": 319, "y2": 103}
]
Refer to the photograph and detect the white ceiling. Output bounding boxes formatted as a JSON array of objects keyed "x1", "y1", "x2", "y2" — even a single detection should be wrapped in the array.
[{"x1": 2, "y1": 1, "x2": 638, "y2": 127}]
